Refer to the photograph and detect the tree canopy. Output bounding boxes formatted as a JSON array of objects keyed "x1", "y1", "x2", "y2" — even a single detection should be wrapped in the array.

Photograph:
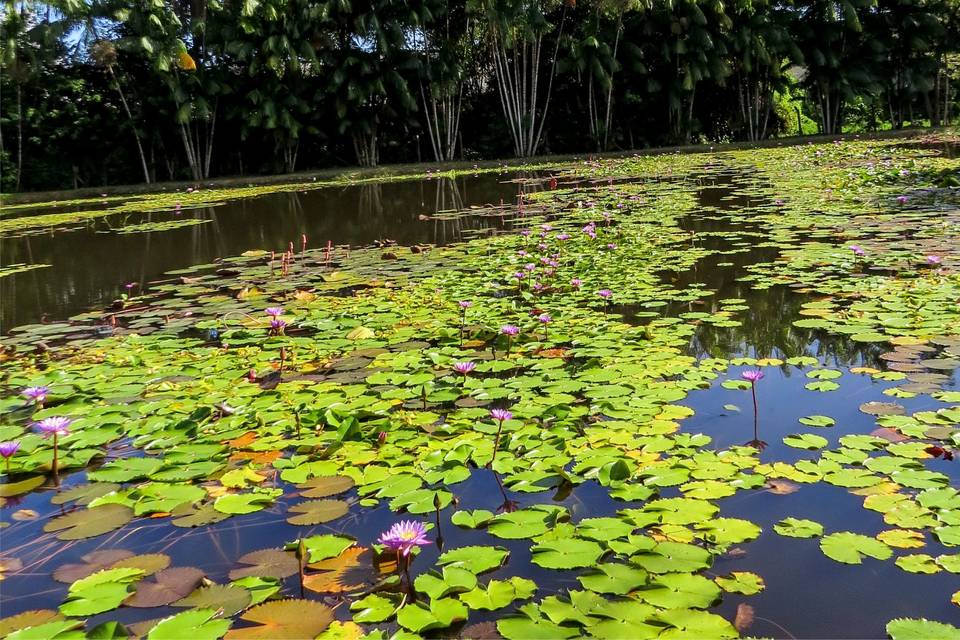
[{"x1": 2, "y1": 0, "x2": 958, "y2": 190}]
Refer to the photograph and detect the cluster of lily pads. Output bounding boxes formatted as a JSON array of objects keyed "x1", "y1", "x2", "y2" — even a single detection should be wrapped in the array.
[{"x1": 0, "y1": 132, "x2": 959, "y2": 639}]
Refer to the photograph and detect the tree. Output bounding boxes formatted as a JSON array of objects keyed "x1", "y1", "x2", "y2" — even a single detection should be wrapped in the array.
[
  {"x1": 793, "y1": 0, "x2": 876, "y2": 134},
  {"x1": 726, "y1": 0, "x2": 800, "y2": 140},
  {"x1": 471, "y1": 0, "x2": 568, "y2": 157}
]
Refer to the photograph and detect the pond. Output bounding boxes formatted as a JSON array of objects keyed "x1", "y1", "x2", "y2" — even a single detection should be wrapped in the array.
[{"x1": 0, "y1": 134, "x2": 959, "y2": 640}]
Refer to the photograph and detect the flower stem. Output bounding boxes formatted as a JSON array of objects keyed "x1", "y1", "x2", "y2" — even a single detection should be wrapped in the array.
[{"x1": 491, "y1": 419, "x2": 505, "y2": 465}]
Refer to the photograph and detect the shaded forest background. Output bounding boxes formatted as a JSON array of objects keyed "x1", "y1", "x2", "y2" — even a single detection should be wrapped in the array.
[{"x1": 2, "y1": 0, "x2": 959, "y2": 192}]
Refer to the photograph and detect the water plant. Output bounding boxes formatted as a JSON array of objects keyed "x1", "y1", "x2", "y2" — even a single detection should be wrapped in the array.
[
  {"x1": 0, "y1": 441, "x2": 20, "y2": 473},
  {"x1": 33, "y1": 416, "x2": 72, "y2": 476},
  {"x1": 500, "y1": 325, "x2": 520, "y2": 357}
]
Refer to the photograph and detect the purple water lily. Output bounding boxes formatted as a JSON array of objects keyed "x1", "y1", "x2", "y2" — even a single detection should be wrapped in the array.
[
  {"x1": 378, "y1": 520, "x2": 430, "y2": 557},
  {"x1": 501, "y1": 325, "x2": 520, "y2": 357},
  {"x1": 742, "y1": 370, "x2": 763, "y2": 426},
  {"x1": 22, "y1": 386, "x2": 48, "y2": 407},
  {"x1": 453, "y1": 361, "x2": 476, "y2": 375},
  {"x1": 571, "y1": 278, "x2": 582, "y2": 289},
  {"x1": 0, "y1": 441, "x2": 20, "y2": 458},
  {"x1": 34, "y1": 416, "x2": 72, "y2": 476},
  {"x1": 598, "y1": 289, "x2": 613, "y2": 300},
  {"x1": 35, "y1": 416, "x2": 73, "y2": 437},
  {"x1": 926, "y1": 255, "x2": 942, "y2": 265},
  {"x1": 458, "y1": 300, "x2": 473, "y2": 309},
  {"x1": 0, "y1": 441, "x2": 19, "y2": 473},
  {"x1": 490, "y1": 408, "x2": 514, "y2": 464},
  {"x1": 265, "y1": 307, "x2": 284, "y2": 317},
  {"x1": 850, "y1": 245, "x2": 866, "y2": 257},
  {"x1": 268, "y1": 318, "x2": 287, "y2": 336},
  {"x1": 897, "y1": 195, "x2": 909, "y2": 205}
]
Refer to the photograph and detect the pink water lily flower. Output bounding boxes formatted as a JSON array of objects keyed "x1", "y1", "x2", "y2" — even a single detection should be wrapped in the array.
[
  {"x1": 501, "y1": 325, "x2": 520, "y2": 336},
  {"x1": 490, "y1": 408, "x2": 513, "y2": 422},
  {"x1": 850, "y1": 245, "x2": 865, "y2": 257},
  {"x1": 741, "y1": 370, "x2": 764, "y2": 383},
  {"x1": 265, "y1": 307, "x2": 284, "y2": 317},
  {"x1": 926, "y1": 255, "x2": 942, "y2": 265},
  {"x1": 598, "y1": 289, "x2": 613, "y2": 299}
]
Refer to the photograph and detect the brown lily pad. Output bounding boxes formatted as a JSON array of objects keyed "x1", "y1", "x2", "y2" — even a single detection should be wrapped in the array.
[
  {"x1": 286, "y1": 499, "x2": 349, "y2": 526},
  {"x1": 125, "y1": 567, "x2": 205, "y2": 608},
  {"x1": 297, "y1": 475, "x2": 355, "y2": 499},
  {"x1": 224, "y1": 599, "x2": 334, "y2": 640},
  {"x1": 53, "y1": 549, "x2": 135, "y2": 583},
  {"x1": 229, "y1": 548, "x2": 298, "y2": 580},
  {"x1": 43, "y1": 504, "x2": 133, "y2": 540},
  {"x1": 0, "y1": 610, "x2": 65, "y2": 636},
  {"x1": 859, "y1": 402, "x2": 906, "y2": 416}
]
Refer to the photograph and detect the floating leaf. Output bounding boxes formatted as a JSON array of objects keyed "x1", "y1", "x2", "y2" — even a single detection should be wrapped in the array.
[
  {"x1": 225, "y1": 599, "x2": 334, "y2": 639},
  {"x1": 714, "y1": 572, "x2": 765, "y2": 595},
  {"x1": 860, "y1": 402, "x2": 906, "y2": 416},
  {"x1": 773, "y1": 518, "x2": 824, "y2": 538},
  {"x1": 396, "y1": 598, "x2": 468, "y2": 633},
  {"x1": 530, "y1": 538, "x2": 604, "y2": 569},
  {"x1": 297, "y1": 475, "x2": 354, "y2": 498},
  {"x1": 229, "y1": 549, "x2": 297, "y2": 580},
  {"x1": 577, "y1": 564, "x2": 647, "y2": 595},
  {"x1": 820, "y1": 532, "x2": 892, "y2": 564},
  {"x1": 0, "y1": 610, "x2": 64, "y2": 637},
  {"x1": 304, "y1": 547, "x2": 380, "y2": 593},
  {"x1": 886, "y1": 618, "x2": 960, "y2": 639},
  {"x1": 799, "y1": 415, "x2": 835, "y2": 428},
  {"x1": 782, "y1": 433, "x2": 828, "y2": 450},
  {"x1": 125, "y1": 567, "x2": 205, "y2": 607},
  {"x1": 437, "y1": 546, "x2": 509, "y2": 574},
  {"x1": 43, "y1": 504, "x2": 133, "y2": 540},
  {"x1": 895, "y1": 554, "x2": 942, "y2": 574},
  {"x1": 174, "y1": 584, "x2": 252, "y2": 617},
  {"x1": 148, "y1": 609, "x2": 230, "y2": 640},
  {"x1": 286, "y1": 499, "x2": 349, "y2": 526}
]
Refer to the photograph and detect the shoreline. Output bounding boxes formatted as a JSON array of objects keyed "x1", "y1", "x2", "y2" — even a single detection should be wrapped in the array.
[{"x1": 2, "y1": 126, "x2": 949, "y2": 206}]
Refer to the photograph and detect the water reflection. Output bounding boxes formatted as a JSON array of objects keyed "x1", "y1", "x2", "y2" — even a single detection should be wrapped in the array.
[{"x1": 0, "y1": 174, "x2": 543, "y2": 331}]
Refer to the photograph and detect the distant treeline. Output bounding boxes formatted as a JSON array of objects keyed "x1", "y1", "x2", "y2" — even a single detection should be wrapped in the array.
[{"x1": 2, "y1": 0, "x2": 958, "y2": 191}]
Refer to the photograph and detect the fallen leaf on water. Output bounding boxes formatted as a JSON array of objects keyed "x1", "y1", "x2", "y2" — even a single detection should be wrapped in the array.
[
  {"x1": 766, "y1": 479, "x2": 800, "y2": 495},
  {"x1": 734, "y1": 603, "x2": 755, "y2": 632},
  {"x1": 871, "y1": 427, "x2": 908, "y2": 443}
]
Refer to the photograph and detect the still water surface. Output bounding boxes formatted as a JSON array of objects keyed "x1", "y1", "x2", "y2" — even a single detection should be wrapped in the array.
[{"x1": 0, "y1": 174, "x2": 541, "y2": 331}]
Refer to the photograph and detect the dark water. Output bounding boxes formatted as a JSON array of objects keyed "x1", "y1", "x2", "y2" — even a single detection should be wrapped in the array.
[
  {"x1": 0, "y1": 174, "x2": 543, "y2": 332},
  {"x1": 1, "y1": 169, "x2": 959, "y2": 638}
]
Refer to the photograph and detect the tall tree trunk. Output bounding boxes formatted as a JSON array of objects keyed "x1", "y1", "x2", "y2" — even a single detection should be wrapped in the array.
[
  {"x1": 107, "y1": 66, "x2": 151, "y2": 184},
  {"x1": 15, "y1": 83, "x2": 23, "y2": 191},
  {"x1": 601, "y1": 11, "x2": 623, "y2": 151}
]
